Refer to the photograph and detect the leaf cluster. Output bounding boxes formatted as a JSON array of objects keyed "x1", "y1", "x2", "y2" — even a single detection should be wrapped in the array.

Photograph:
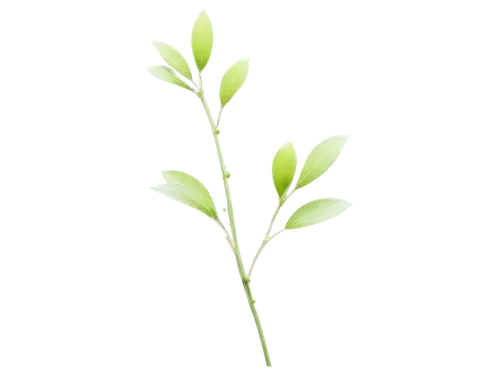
[
  {"x1": 148, "y1": 10, "x2": 250, "y2": 108},
  {"x1": 148, "y1": 9, "x2": 352, "y2": 248}
]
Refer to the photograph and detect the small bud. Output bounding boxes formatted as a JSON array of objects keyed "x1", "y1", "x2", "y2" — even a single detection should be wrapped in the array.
[
  {"x1": 225, "y1": 172, "x2": 231, "y2": 179},
  {"x1": 215, "y1": 129, "x2": 220, "y2": 134},
  {"x1": 244, "y1": 275, "x2": 253, "y2": 283},
  {"x1": 251, "y1": 299, "x2": 256, "y2": 304}
]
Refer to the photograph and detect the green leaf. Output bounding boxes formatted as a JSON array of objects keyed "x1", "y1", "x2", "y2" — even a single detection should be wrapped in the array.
[
  {"x1": 219, "y1": 58, "x2": 250, "y2": 107},
  {"x1": 151, "y1": 170, "x2": 218, "y2": 219},
  {"x1": 285, "y1": 198, "x2": 351, "y2": 230},
  {"x1": 296, "y1": 135, "x2": 349, "y2": 189},
  {"x1": 151, "y1": 41, "x2": 192, "y2": 80},
  {"x1": 148, "y1": 65, "x2": 194, "y2": 91},
  {"x1": 272, "y1": 141, "x2": 297, "y2": 198},
  {"x1": 191, "y1": 10, "x2": 213, "y2": 72}
]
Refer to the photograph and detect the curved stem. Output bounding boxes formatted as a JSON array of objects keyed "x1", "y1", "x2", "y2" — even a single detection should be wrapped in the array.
[
  {"x1": 248, "y1": 203, "x2": 281, "y2": 278},
  {"x1": 198, "y1": 74, "x2": 272, "y2": 367},
  {"x1": 247, "y1": 189, "x2": 296, "y2": 278}
]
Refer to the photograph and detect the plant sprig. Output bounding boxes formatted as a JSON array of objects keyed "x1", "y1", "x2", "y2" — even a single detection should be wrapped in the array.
[{"x1": 148, "y1": 9, "x2": 352, "y2": 367}]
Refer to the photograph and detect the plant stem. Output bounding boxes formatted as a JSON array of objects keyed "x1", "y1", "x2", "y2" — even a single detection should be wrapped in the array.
[
  {"x1": 248, "y1": 202, "x2": 281, "y2": 278},
  {"x1": 242, "y1": 277, "x2": 273, "y2": 369},
  {"x1": 248, "y1": 189, "x2": 295, "y2": 278},
  {"x1": 198, "y1": 77, "x2": 245, "y2": 277},
  {"x1": 197, "y1": 74, "x2": 272, "y2": 367}
]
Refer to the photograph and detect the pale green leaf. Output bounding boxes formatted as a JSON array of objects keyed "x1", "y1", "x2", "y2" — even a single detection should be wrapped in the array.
[
  {"x1": 219, "y1": 58, "x2": 250, "y2": 107},
  {"x1": 296, "y1": 135, "x2": 349, "y2": 189},
  {"x1": 151, "y1": 170, "x2": 218, "y2": 219},
  {"x1": 148, "y1": 65, "x2": 194, "y2": 91},
  {"x1": 191, "y1": 10, "x2": 213, "y2": 72},
  {"x1": 272, "y1": 141, "x2": 297, "y2": 198},
  {"x1": 285, "y1": 198, "x2": 351, "y2": 230},
  {"x1": 151, "y1": 41, "x2": 192, "y2": 80}
]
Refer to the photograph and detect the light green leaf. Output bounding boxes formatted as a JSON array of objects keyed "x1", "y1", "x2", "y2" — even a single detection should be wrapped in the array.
[
  {"x1": 148, "y1": 65, "x2": 194, "y2": 91},
  {"x1": 151, "y1": 41, "x2": 192, "y2": 80},
  {"x1": 191, "y1": 10, "x2": 213, "y2": 72},
  {"x1": 151, "y1": 170, "x2": 218, "y2": 219},
  {"x1": 272, "y1": 141, "x2": 297, "y2": 198},
  {"x1": 219, "y1": 58, "x2": 250, "y2": 107},
  {"x1": 296, "y1": 135, "x2": 349, "y2": 189},
  {"x1": 285, "y1": 198, "x2": 351, "y2": 230}
]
